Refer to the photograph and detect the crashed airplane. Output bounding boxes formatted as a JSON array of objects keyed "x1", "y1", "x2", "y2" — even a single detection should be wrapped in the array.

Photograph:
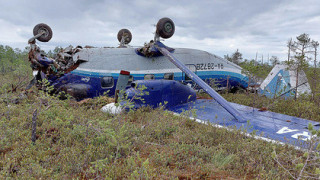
[
  {"x1": 27, "y1": 18, "x2": 248, "y2": 100},
  {"x1": 27, "y1": 18, "x2": 319, "y2": 148}
]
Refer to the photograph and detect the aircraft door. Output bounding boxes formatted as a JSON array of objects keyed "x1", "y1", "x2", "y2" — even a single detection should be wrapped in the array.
[{"x1": 183, "y1": 64, "x2": 197, "y2": 81}]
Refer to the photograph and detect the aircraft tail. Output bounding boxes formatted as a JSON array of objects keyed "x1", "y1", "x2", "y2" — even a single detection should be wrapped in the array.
[{"x1": 259, "y1": 64, "x2": 311, "y2": 98}]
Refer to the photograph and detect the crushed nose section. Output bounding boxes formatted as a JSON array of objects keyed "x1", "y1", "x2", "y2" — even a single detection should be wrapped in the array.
[
  {"x1": 56, "y1": 45, "x2": 84, "y2": 72},
  {"x1": 28, "y1": 24, "x2": 84, "y2": 83}
]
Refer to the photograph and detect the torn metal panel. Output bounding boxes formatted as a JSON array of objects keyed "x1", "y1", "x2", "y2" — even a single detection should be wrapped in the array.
[
  {"x1": 136, "y1": 40, "x2": 175, "y2": 57},
  {"x1": 259, "y1": 64, "x2": 311, "y2": 98}
]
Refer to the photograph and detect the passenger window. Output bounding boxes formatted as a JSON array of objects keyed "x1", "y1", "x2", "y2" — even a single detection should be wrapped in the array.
[
  {"x1": 101, "y1": 76, "x2": 114, "y2": 88},
  {"x1": 164, "y1": 73, "x2": 174, "y2": 80},
  {"x1": 144, "y1": 74, "x2": 155, "y2": 80}
]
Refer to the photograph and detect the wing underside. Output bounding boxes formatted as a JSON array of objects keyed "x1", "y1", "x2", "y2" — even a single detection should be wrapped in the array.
[{"x1": 169, "y1": 99, "x2": 320, "y2": 148}]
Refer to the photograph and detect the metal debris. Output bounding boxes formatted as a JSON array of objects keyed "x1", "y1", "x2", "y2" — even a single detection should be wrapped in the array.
[
  {"x1": 28, "y1": 40, "x2": 83, "y2": 77},
  {"x1": 55, "y1": 45, "x2": 82, "y2": 72},
  {"x1": 28, "y1": 39, "x2": 60, "y2": 76},
  {"x1": 137, "y1": 40, "x2": 156, "y2": 57}
]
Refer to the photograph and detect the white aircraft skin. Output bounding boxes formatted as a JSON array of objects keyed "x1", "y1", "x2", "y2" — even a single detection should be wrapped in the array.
[{"x1": 68, "y1": 47, "x2": 248, "y2": 97}]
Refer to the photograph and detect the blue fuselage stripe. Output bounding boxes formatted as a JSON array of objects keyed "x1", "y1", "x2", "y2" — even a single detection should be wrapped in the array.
[
  {"x1": 54, "y1": 69, "x2": 248, "y2": 99},
  {"x1": 71, "y1": 69, "x2": 248, "y2": 82}
]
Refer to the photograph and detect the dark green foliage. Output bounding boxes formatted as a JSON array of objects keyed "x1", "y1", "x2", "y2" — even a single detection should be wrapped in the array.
[
  {"x1": 239, "y1": 59, "x2": 273, "y2": 80},
  {"x1": 224, "y1": 49, "x2": 243, "y2": 65},
  {"x1": 0, "y1": 45, "x2": 29, "y2": 74},
  {"x1": 222, "y1": 93, "x2": 320, "y2": 122}
]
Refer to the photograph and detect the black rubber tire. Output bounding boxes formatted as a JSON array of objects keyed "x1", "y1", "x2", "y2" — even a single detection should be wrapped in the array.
[
  {"x1": 33, "y1": 23, "x2": 53, "y2": 42},
  {"x1": 156, "y1": 17, "x2": 175, "y2": 39},
  {"x1": 117, "y1": 29, "x2": 132, "y2": 44}
]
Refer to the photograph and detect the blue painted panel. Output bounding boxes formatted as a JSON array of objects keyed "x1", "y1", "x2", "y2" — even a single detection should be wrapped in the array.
[
  {"x1": 155, "y1": 43, "x2": 246, "y2": 122},
  {"x1": 125, "y1": 80, "x2": 196, "y2": 109},
  {"x1": 72, "y1": 69, "x2": 248, "y2": 84},
  {"x1": 169, "y1": 99, "x2": 320, "y2": 148},
  {"x1": 70, "y1": 69, "x2": 248, "y2": 93},
  {"x1": 49, "y1": 73, "x2": 117, "y2": 99},
  {"x1": 50, "y1": 65, "x2": 248, "y2": 100},
  {"x1": 260, "y1": 70, "x2": 294, "y2": 98}
]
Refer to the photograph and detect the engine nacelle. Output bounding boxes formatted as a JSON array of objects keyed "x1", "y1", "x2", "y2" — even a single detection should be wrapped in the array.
[
  {"x1": 59, "y1": 83, "x2": 92, "y2": 100},
  {"x1": 124, "y1": 80, "x2": 196, "y2": 109}
]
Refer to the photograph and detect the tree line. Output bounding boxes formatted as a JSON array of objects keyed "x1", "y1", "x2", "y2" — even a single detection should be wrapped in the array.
[{"x1": 0, "y1": 45, "x2": 30, "y2": 74}]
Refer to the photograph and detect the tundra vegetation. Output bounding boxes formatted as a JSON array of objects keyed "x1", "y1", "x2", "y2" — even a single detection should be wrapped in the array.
[{"x1": 1, "y1": 39, "x2": 320, "y2": 179}]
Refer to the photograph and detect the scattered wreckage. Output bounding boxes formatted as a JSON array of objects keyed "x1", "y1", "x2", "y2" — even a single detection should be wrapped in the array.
[
  {"x1": 27, "y1": 23, "x2": 83, "y2": 90},
  {"x1": 26, "y1": 18, "x2": 318, "y2": 148}
]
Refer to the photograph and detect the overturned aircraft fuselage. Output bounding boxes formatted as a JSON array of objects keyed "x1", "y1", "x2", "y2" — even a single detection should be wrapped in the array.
[
  {"x1": 28, "y1": 19, "x2": 248, "y2": 100},
  {"x1": 50, "y1": 46, "x2": 248, "y2": 99}
]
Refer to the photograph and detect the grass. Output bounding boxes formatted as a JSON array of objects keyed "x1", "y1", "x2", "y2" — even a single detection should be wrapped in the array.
[
  {"x1": 1, "y1": 59, "x2": 320, "y2": 178},
  {"x1": 198, "y1": 89, "x2": 320, "y2": 122},
  {"x1": 223, "y1": 93, "x2": 320, "y2": 122},
  {"x1": 1, "y1": 73, "x2": 319, "y2": 179}
]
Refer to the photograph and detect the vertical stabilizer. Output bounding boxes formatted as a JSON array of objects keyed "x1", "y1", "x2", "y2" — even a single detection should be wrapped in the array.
[{"x1": 259, "y1": 64, "x2": 311, "y2": 98}]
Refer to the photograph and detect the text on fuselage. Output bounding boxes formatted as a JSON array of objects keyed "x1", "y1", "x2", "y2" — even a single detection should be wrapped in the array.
[{"x1": 196, "y1": 63, "x2": 224, "y2": 70}]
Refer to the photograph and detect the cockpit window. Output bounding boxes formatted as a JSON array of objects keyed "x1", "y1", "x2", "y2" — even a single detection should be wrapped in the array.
[
  {"x1": 164, "y1": 73, "x2": 174, "y2": 80},
  {"x1": 144, "y1": 74, "x2": 155, "y2": 80},
  {"x1": 101, "y1": 76, "x2": 114, "y2": 88}
]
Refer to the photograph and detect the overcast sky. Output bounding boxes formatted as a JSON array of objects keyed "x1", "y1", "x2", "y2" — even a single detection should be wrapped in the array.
[{"x1": 0, "y1": 0, "x2": 319, "y2": 62}]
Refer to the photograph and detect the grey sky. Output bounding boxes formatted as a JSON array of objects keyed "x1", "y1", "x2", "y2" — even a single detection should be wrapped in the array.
[{"x1": 0, "y1": 0, "x2": 319, "y2": 62}]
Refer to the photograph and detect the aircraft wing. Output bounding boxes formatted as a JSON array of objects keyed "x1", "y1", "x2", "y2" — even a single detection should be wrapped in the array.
[
  {"x1": 169, "y1": 99, "x2": 320, "y2": 148},
  {"x1": 152, "y1": 41, "x2": 319, "y2": 148}
]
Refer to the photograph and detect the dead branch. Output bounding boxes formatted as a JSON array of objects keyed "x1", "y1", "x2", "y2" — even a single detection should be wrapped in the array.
[{"x1": 31, "y1": 109, "x2": 38, "y2": 144}]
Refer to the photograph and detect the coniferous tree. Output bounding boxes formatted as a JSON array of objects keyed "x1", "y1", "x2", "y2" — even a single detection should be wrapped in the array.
[
  {"x1": 288, "y1": 33, "x2": 312, "y2": 99},
  {"x1": 232, "y1": 49, "x2": 242, "y2": 65}
]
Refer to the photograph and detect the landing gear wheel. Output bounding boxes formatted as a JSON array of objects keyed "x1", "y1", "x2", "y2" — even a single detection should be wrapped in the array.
[
  {"x1": 33, "y1": 23, "x2": 53, "y2": 42},
  {"x1": 156, "y1": 17, "x2": 175, "y2": 39},
  {"x1": 117, "y1": 29, "x2": 132, "y2": 44}
]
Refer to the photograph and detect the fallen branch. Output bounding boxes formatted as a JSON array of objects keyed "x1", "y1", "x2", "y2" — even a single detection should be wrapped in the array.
[{"x1": 31, "y1": 109, "x2": 38, "y2": 144}]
